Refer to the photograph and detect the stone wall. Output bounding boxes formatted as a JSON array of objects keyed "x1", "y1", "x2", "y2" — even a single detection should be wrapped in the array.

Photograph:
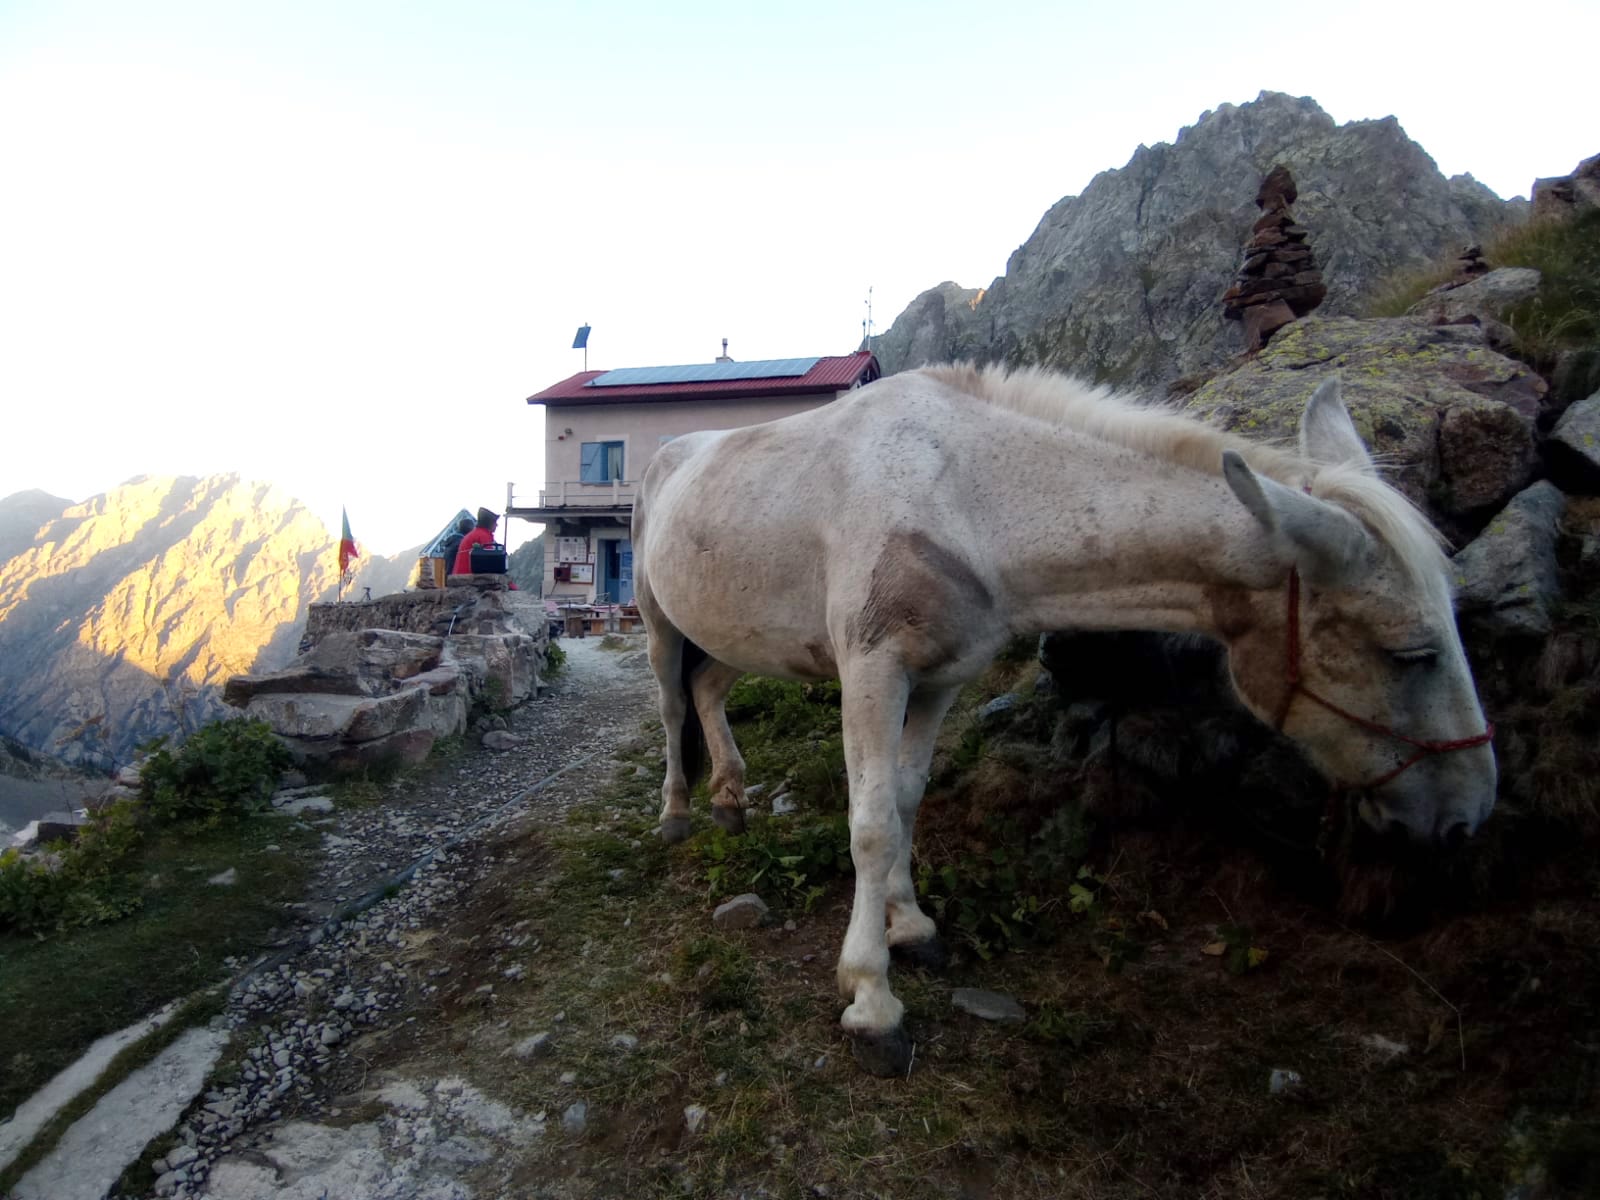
[{"x1": 227, "y1": 583, "x2": 549, "y2": 777}]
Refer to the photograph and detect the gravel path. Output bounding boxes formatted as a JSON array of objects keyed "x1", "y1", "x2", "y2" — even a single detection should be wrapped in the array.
[{"x1": 14, "y1": 636, "x2": 661, "y2": 1200}]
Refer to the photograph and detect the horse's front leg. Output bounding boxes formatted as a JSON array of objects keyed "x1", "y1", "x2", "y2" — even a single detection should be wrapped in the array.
[
  {"x1": 691, "y1": 659, "x2": 748, "y2": 834},
  {"x1": 885, "y1": 685, "x2": 959, "y2": 970},
  {"x1": 836, "y1": 659, "x2": 914, "y2": 1076}
]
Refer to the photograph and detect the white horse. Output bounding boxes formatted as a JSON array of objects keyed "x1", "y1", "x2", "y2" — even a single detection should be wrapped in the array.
[{"x1": 632, "y1": 366, "x2": 1495, "y2": 1075}]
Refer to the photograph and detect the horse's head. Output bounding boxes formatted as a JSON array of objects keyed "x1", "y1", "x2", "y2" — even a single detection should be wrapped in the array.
[{"x1": 1219, "y1": 379, "x2": 1496, "y2": 846}]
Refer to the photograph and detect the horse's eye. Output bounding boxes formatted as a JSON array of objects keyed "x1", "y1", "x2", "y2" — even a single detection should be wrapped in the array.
[{"x1": 1390, "y1": 647, "x2": 1438, "y2": 666}]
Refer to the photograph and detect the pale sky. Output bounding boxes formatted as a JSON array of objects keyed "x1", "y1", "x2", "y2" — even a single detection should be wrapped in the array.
[{"x1": 2, "y1": 0, "x2": 1595, "y2": 555}]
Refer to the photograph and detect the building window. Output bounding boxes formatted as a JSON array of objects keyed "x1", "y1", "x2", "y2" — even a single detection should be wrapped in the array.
[{"x1": 580, "y1": 441, "x2": 624, "y2": 483}]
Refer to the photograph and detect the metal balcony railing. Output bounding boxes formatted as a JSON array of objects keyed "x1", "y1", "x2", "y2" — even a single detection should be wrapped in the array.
[{"x1": 506, "y1": 479, "x2": 639, "y2": 512}]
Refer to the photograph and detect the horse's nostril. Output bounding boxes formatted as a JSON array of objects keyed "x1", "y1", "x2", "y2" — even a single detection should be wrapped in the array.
[{"x1": 1439, "y1": 820, "x2": 1472, "y2": 849}]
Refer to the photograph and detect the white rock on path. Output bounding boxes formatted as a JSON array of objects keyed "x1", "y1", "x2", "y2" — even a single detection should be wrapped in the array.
[
  {"x1": 12, "y1": 1027, "x2": 228, "y2": 1200},
  {"x1": 712, "y1": 893, "x2": 769, "y2": 930}
]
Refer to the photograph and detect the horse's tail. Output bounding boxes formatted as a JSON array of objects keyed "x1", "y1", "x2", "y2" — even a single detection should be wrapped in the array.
[{"x1": 679, "y1": 639, "x2": 708, "y2": 786}]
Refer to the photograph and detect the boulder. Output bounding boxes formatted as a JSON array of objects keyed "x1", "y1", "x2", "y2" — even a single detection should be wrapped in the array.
[
  {"x1": 1182, "y1": 317, "x2": 1543, "y2": 528},
  {"x1": 240, "y1": 687, "x2": 425, "y2": 744},
  {"x1": 1546, "y1": 392, "x2": 1600, "y2": 491},
  {"x1": 35, "y1": 810, "x2": 90, "y2": 844},
  {"x1": 314, "y1": 728, "x2": 436, "y2": 774},
  {"x1": 952, "y1": 988, "x2": 1026, "y2": 1023},
  {"x1": 1452, "y1": 482, "x2": 1566, "y2": 639},
  {"x1": 1408, "y1": 266, "x2": 1542, "y2": 326},
  {"x1": 712, "y1": 893, "x2": 770, "y2": 931}
]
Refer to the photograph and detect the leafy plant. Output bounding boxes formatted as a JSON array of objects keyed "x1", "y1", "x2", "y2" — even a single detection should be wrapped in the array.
[
  {"x1": 139, "y1": 718, "x2": 290, "y2": 824},
  {"x1": 694, "y1": 814, "x2": 851, "y2": 911},
  {"x1": 543, "y1": 639, "x2": 567, "y2": 677},
  {"x1": 916, "y1": 831, "x2": 1057, "y2": 961},
  {"x1": 1204, "y1": 922, "x2": 1270, "y2": 976}
]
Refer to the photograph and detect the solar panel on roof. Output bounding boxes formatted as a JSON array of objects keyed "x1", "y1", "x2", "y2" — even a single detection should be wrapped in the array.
[{"x1": 586, "y1": 357, "x2": 822, "y2": 387}]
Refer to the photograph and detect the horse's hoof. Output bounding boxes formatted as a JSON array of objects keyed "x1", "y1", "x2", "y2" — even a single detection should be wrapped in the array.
[
  {"x1": 711, "y1": 805, "x2": 746, "y2": 835},
  {"x1": 890, "y1": 936, "x2": 949, "y2": 972},
  {"x1": 659, "y1": 816, "x2": 692, "y2": 844},
  {"x1": 849, "y1": 1026, "x2": 914, "y2": 1078}
]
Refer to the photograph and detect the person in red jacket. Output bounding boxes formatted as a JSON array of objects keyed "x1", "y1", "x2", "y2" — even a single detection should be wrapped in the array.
[{"x1": 452, "y1": 507, "x2": 499, "y2": 575}]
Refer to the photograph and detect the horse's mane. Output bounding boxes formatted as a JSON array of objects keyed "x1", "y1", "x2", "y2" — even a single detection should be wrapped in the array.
[{"x1": 917, "y1": 363, "x2": 1448, "y2": 585}]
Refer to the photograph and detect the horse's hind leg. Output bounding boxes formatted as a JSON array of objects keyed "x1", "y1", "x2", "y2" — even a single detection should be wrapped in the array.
[
  {"x1": 886, "y1": 685, "x2": 958, "y2": 970},
  {"x1": 643, "y1": 614, "x2": 695, "y2": 844},
  {"x1": 691, "y1": 659, "x2": 748, "y2": 834}
]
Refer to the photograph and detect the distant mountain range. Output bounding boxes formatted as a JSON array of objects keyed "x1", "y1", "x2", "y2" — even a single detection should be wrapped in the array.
[
  {"x1": 0, "y1": 478, "x2": 418, "y2": 772},
  {"x1": 871, "y1": 91, "x2": 1526, "y2": 389}
]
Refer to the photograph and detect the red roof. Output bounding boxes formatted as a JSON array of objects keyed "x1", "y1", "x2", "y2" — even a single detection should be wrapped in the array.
[{"x1": 525, "y1": 351, "x2": 880, "y2": 406}]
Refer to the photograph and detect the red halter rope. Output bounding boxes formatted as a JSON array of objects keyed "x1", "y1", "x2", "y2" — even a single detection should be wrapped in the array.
[{"x1": 1271, "y1": 566, "x2": 1494, "y2": 792}]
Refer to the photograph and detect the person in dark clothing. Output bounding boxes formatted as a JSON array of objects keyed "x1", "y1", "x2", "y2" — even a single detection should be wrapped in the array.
[
  {"x1": 453, "y1": 507, "x2": 499, "y2": 575},
  {"x1": 439, "y1": 516, "x2": 474, "y2": 572}
]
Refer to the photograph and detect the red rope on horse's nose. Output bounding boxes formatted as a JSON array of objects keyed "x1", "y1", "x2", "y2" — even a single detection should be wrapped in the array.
[{"x1": 1272, "y1": 567, "x2": 1494, "y2": 791}]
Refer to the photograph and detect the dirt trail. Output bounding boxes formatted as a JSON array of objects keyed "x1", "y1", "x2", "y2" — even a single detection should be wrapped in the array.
[{"x1": 19, "y1": 636, "x2": 662, "y2": 1200}]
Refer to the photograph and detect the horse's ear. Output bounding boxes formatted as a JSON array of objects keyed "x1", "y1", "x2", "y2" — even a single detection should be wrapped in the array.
[
  {"x1": 1222, "y1": 450, "x2": 1371, "y2": 583},
  {"x1": 1298, "y1": 377, "x2": 1374, "y2": 473}
]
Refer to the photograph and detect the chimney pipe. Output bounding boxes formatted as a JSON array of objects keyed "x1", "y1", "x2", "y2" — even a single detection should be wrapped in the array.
[{"x1": 716, "y1": 338, "x2": 733, "y2": 364}]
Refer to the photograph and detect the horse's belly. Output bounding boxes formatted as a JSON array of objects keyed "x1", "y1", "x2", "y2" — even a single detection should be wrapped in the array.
[{"x1": 670, "y1": 604, "x2": 837, "y2": 682}]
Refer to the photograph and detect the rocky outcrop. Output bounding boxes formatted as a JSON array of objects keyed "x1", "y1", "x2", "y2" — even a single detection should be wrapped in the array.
[
  {"x1": 1181, "y1": 316, "x2": 1546, "y2": 534},
  {"x1": 867, "y1": 282, "x2": 989, "y2": 375},
  {"x1": 1532, "y1": 152, "x2": 1600, "y2": 221},
  {"x1": 873, "y1": 91, "x2": 1522, "y2": 389},
  {"x1": 0, "y1": 476, "x2": 413, "y2": 770},
  {"x1": 224, "y1": 585, "x2": 547, "y2": 776}
]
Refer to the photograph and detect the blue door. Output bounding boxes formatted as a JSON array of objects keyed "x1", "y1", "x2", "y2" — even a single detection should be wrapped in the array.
[
  {"x1": 599, "y1": 539, "x2": 634, "y2": 604},
  {"x1": 617, "y1": 540, "x2": 634, "y2": 604}
]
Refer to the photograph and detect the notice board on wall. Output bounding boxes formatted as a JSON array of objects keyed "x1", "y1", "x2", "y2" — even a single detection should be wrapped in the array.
[{"x1": 556, "y1": 537, "x2": 588, "y2": 564}]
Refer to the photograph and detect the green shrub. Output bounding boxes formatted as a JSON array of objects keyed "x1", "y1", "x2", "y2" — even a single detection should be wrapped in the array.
[
  {"x1": 543, "y1": 639, "x2": 567, "y2": 678},
  {"x1": 139, "y1": 718, "x2": 289, "y2": 824},
  {"x1": 0, "y1": 802, "x2": 145, "y2": 936}
]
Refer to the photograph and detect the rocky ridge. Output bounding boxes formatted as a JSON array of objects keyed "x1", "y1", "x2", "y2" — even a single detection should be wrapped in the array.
[{"x1": 871, "y1": 91, "x2": 1523, "y2": 389}]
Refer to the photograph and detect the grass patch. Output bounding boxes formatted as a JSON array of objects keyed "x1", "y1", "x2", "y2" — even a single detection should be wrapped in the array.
[
  {"x1": 0, "y1": 813, "x2": 319, "y2": 1119},
  {"x1": 722, "y1": 677, "x2": 846, "y2": 810}
]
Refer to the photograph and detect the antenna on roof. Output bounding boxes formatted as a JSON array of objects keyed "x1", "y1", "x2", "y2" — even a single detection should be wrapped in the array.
[
  {"x1": 573, "y1": 323, "x2": 591, "y2": 371},
  {"x1": 862, "y1": 287, "x2": 874, "y2": 349}
]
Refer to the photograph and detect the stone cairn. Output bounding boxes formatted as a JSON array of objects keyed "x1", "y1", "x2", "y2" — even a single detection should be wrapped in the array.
[
  {"x1": 1223, "y1": 164, "x2": 1327, "y2": 351},
  {"x1": 1454, "y1": 243, "x2": 1490, "y2": 282}
]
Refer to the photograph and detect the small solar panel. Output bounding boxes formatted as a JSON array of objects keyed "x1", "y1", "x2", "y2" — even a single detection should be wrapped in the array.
[{"x1": 586, "y1": 357, "x2": 821, "y2": 387}]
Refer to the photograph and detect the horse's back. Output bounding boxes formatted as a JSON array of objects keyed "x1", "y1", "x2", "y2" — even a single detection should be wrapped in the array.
[{"x1": 633, "y1": 377, "x2": 1000, "y2": 680}]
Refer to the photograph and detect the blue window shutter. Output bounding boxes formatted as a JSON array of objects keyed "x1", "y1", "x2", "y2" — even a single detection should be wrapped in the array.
[{"x1": 580, "y1": 442, "x2": 603, "y2": 483}]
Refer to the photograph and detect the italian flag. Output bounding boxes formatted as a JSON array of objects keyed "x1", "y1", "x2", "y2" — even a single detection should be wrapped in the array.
[{"x1": 339, "y1": 507, "x2": 360, "y2": 578}]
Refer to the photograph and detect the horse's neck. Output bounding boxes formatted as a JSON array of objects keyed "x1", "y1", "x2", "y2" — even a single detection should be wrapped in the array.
[{"x1": 984, "y1": 436, "x2": 1280, "y2": 638}]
